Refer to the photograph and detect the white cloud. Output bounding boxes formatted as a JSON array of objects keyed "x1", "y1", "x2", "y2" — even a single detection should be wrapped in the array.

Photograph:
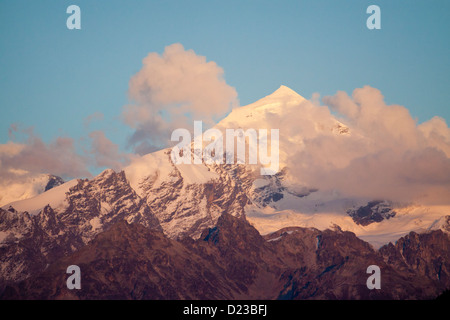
[
  {"x1": 281, "y1": 86, "x2": 450, "y2": 204},
  {"x1": 122, "y1": 43, "x2": 238, "y2": 154}
]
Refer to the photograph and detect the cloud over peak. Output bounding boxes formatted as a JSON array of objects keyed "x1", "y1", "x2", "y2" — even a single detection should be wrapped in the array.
[
  {"x1": 286, "y1": 86, "x2": 450, "y2": 204},
  {"x1": 122, "y1": 43, "x2": 238, "y2": 154}
]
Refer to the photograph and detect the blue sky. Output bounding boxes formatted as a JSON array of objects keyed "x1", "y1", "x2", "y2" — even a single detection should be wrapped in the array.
[{"x1": 1, "y1": 0, "x2": 449, "y2": 173}]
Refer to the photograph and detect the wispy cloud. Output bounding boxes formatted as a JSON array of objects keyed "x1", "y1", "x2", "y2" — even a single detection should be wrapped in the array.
[
  {"x1": 0, "y1": 126, "x2": 90, "y2": 180},
  {"x1": 88, "y1": 130, "x2": 133, "y2": 171},
  {"x1": 0, "y1": 125, "x2": 132, "y2": 186},
  {"x1": 83, "y1": 112, "x2": 104, "y2": 129}
]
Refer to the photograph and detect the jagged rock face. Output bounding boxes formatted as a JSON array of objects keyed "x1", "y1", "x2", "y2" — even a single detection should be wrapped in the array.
[
  {"x1": 44, "y1": 175, "x2": 65, "y2": 192},
  {"x1": 0, "y1": 205, "x2": 84, "y2": 285},
  {"x1": 0, "y1": 170, "x2": 161, "y2": 285},
  {"x1": 135, "y1": 151, "x2": 252, "y2": 239},
  {"x1": 270, "y1": 226, "x2": 447, "y2": 300},
  {"x1": 379, "y1": 229, "x2": 450, "y2": 287},
  {"x1": 347, "y1": 200, "x2": 396, "y2": 226},
  {"x1": 248, "y1": 170, "x2": 287, "y2": 207},
  {"x1": 2, "y1": 214, "x2": 448, "y2": 300},
  {"x1": 62, "y1": 170, "x2": 161, "y2": 240}
]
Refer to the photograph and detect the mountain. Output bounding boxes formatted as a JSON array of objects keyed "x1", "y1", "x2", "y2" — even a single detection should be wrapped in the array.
[
  {"x1": 122, "y1": 85, "x2": 450, "y2": 247},
  {"x1": 2, "y1": 213, "x2": 449, "y2": 300},
  {"x1": 1, "y1": 86, "x2": 449, "y2": 299}
]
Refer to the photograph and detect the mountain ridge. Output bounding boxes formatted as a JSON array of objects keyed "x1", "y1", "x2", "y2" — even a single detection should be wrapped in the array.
[{"x1": 2, "y1": 213, "x2": 449, "y2": 300}]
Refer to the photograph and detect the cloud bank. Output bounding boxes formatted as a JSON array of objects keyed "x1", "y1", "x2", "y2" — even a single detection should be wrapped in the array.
[
  {"x1": 0, "y1": 126, "x2": 131, "y2": 204},
  {"x1": 281, "y1": 86, "x2": 450, "y2": 205},
  {"x1": 0, "y1": 129, "x2": 90, "y2": 180}
]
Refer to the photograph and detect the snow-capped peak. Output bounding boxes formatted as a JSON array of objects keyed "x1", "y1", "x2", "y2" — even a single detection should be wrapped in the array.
[
  {"x1": 262, "y1": 85, "x2": 305, "y2": 101},
  {"x1": 239, "y1": 85, "x2": 305, "y2": 111},
  {"x1": 217, "y1": 85, "x2": 306, "y2": 129}
]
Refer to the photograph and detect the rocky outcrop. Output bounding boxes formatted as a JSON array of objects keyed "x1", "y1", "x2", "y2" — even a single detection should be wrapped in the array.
[
  {"x1": 347, "y1": 200, "x2": 396, "y2": 226},
  {"x1": 44, "y1": 175, "x2": 65, "y2": 192},
  {"x1": 379, "y1": 227, "x2": 450, "y2": 288}
]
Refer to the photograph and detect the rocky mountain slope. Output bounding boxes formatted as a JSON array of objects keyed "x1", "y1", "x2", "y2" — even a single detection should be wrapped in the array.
[{"x1": 2, "y1": 213, "x2": 449, "y2": 300}]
